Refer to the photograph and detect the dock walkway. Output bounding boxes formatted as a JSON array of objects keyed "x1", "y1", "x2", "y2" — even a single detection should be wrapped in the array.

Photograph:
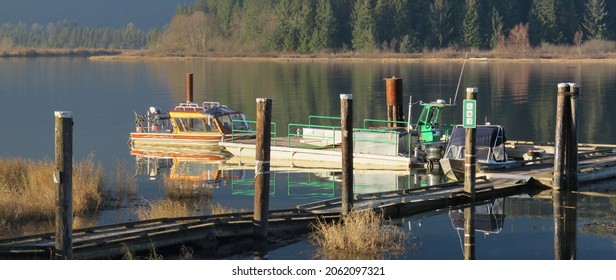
[{"x1": 0, "y1": 176, "x2": 534, "y2": 259}]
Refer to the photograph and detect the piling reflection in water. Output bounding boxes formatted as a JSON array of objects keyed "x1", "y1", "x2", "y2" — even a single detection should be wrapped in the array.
[
  {"x1": 553, "y1": 191, "x2": 577, "y2": 260},
  {"x1": 449, "y1": 198, "x2": 506, "y2": 260}
]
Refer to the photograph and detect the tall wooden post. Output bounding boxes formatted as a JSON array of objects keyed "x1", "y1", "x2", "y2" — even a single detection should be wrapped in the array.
[
  {"x1": 341, "y1": 94, "x2": 354, "y2": 215},
  {"x1": 553, "y1": 83, "x2": 579, "y2": 191},
  {"x1": 553, "y1": 84, "x2": 568, "y2": 191},
  {"x1": 567, "y1": 84, "x2": 579, "y2": 191},
  {"x1": 253, "y1": 98, "x2": 272, "y2": 240},
  {"x1": 385, "y1": 77, "x2": 403, "y2": 127},
  {"x1": 54, "y1": 111, "x2": 73, "y2": 260},
  {"x1": 463, "y1": 88, "x2": 476, "y2": 260},
  {"x1": 186, "y1": 73, "x2": 194, "y2": 103},
  {"x1": 464, "y1": 87, "x2": 477, "y2": 201}
]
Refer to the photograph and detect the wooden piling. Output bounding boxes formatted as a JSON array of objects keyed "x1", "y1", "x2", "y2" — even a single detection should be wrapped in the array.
[
  {"x1": 567, "y1": 84, "x2": 579, "y2": 190},
  {"x1": 54, "y1": 111, "x2": 73, "y2": 260},
  {"x1": 253, "y1": 98, "x2": 272, "y2": 239},
  {"x1": 341, "y1": 94, "x2": 354, "y2": 215},
  {"x1": 186, "y1": 73, "x2": 194, "y2": 103},
  {"x1": 553, "y1": 84, "x2": 568, "y2": 191},
  {"x1": 553, "y1": 83, "x2": 579, "y2": 191},
  {"x1": 464, "y1": 88, "x2": 477, "y2": 202},
  {"x1": 463, "y1": 206, "x2": 475, "y2": 260},
  {"x1": 385, "y1": 77, "x2": 403, "y2": 127}
]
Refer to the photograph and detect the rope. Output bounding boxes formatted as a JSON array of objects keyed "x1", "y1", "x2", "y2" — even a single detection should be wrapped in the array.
[{"x1": 254, "y1": 160, "x2": 271, "y2": 178}]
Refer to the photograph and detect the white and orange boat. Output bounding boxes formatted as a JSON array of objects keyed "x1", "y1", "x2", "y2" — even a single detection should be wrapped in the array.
[{"x1": 129, "y1": 101, "x2": 255, "y2": 156}]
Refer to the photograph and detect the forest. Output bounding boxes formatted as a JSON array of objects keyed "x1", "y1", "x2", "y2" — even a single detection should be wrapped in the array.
[{"x1": 1, "y1": 0, "x2": 615, "y2": 56}]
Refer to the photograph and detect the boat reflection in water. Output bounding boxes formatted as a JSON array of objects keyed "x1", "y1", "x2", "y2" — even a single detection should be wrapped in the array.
[
  {"x1": 134, "y1": 153, "x2": 236, "y2": 190},
  {"x1": 133, "y1": 150, "x2": 451, "y2": 208},
  {"x1": 449, "y1": 198, "x2": 506, "y2": 236}
]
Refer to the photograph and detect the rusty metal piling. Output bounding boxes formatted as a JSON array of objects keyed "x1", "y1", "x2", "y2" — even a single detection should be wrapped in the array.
[{"x1": 385, "y1": 77, "x2": 403, "y2": 127}]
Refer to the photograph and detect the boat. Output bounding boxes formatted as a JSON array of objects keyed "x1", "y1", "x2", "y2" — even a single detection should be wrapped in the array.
[
  {"x1": 220, "y1": 98, "x2": 456, "y2": 170},
  {"x1": 438, "y1": 124, "x2": 547, "y2": 181},
  {"x1": 129, "y1": 101, "x2": 255, "y2": 155}
]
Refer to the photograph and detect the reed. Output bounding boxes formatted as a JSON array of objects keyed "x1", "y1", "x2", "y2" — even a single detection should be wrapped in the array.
[
  {"x1": 310, "y1": 210, "x2": 409, "y2": 260},
  {"x1": 134, "y1": 198, "x2": 191, "y2": 220},
  {"x1": 0, "y1": 155, "x2": 104, "y2": 224},
  {"x1": 114, "y1": 159, "x2": 138, "y2": 198},
  {"x1": 162, "y1": 174, "x2": 213, "y2": 201},
  {"x1": 209, "y1": 203, "x2": 248, "y2": 215}
]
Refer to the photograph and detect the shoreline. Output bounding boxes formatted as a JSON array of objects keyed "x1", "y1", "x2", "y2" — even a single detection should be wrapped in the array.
[
  {"x1": 89, "y1": 50, "x2": 616, "y2": 63},
  {"x1": 3, "y1": 48, "x2": 616, "y2": 63},
  {"x1": 0, "y1": 48, "x2": 121, "y2": 58},
  {"x1": 90, "y1": 54, "x2": 616, "y2": 64}
]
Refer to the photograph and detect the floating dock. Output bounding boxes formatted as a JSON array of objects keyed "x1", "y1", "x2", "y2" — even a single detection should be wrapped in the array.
[{"x1": 0, "y1": 175, "x2": 534, "y2": 259}]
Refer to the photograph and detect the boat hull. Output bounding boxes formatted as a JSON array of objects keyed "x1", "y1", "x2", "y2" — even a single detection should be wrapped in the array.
[
  {"x1": 439, "y1": 158, "x2": 466, "y2": 181},
  {"x1": 129, "y1": 132, "x2": 254, "y2": 156},
  {"x1": 220, "y1": 142, "x2": 422, "y2": 170}
]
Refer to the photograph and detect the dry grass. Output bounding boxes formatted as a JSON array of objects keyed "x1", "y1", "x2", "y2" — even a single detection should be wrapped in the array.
[
  {"x1": 163, "y1": 174, "x2": 213, "y2": 201},
  {"x1": 0, "y1": 155, "x2": 104, "y2": 224},
  {"x1": 114, "y1": 159, "x2": 138, "y2": 196},
  {"x1": 310, "y1": 210, "x2": 409, "y2": 260},
  {"x1": 103, "y1": 159, "x2": 139, "y2": 208},
  {"x1": 209, "y1": 203, "x2": 248, "y2": 215},
  {"x1": 134, "y1": 198, "x2": 192, "y2": 220}
]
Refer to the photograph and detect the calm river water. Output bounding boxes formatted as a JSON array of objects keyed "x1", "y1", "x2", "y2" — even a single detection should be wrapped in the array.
[{"x1": 1, "y1": 57, "x2": 615, "y2": 259}]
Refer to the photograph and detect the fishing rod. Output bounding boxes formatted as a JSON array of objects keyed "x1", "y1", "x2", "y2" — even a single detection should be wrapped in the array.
[{"x1": 452, "y1": 52, "x2": 468, "y2": 105}]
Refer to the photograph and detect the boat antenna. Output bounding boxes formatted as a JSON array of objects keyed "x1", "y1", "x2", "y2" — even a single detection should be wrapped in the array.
[{"x1": 452, "y1": 52, "x2": 468, "y2": 105}]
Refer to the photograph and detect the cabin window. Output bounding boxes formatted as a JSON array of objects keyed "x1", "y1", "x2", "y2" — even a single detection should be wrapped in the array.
[
  {"x1": 173, "y1": 117, "x2": 214, "y2": 132},
  {"x1": 418, "y1": 107, "x2": 440, "y2": 126},
  {"x1": 218, "y1": 115, "x2": 233, "y2": 133},
  {"x1": 230, "y1": 113, "x2": 249, "y2": 130}
]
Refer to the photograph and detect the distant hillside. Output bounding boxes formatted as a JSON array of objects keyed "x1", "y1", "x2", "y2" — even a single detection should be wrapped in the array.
[{"x1": 0, "y1": 0, "x2": 189, "y2": 30}]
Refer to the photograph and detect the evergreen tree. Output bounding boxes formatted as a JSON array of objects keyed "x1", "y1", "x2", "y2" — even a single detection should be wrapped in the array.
[
  {"x1": 351, "y1": 0, "x2": 377, "y2": 52},
  {"x1": 582, "y1": 0, "x2": 608, "y2": 40},
  {"x1": 429, "y1": 0, "x2": 454, "y2": 48},
  {"x1": 297, "y1": 0, "x2": 316, "y2": 54},
  {"x1": 528, "y1": 0, "x2": 578, "y2": 46},
  {"x1": 489, "y1": 5, "x2": 504, "y2": 49},
  {"x1": 310, "y1": 0, "x2": 337, "y2": 51},
  {"x1": 462, "y1": 0, "x2": 482, "y2": 49},
  {"x1": 215, "y1": 0, "x2": 238, "y2": 38},
  {"x1": 374, "y1": 0, "x2": 407, "y2": 51}
]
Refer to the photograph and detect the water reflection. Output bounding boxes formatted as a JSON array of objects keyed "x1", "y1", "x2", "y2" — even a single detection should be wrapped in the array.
[
  {"x1": 448, "y1": 198, "x2": 506, "y2": 260},
  {"x1": 132, "y1": 153, "x2": 447, "y2": 212},
  {"x1": 553, "y1": 191, "x2": 577, "y2": 260}
]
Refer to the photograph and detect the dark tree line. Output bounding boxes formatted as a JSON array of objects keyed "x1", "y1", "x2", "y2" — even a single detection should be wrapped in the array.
[
  {"x1": 2, "y1": 0, "x2": 614, "y2": 54},
  {"x1": 0, "y1": 20, "x2": 154, "y2": 49},
  {"x1": 157, "y1": 0, "x2": 616, "y2": 54}
]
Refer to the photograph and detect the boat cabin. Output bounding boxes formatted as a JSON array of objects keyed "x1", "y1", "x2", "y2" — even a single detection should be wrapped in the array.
[
  {"x1": 169, "y1": 102, "x2": 251, "y2": 134},
  {"x1": 415, "y1": 100, "x2": 448, "y2": 142},
  {"x1": 442, "y1": 125, "x2": 508, "y2": 163}
]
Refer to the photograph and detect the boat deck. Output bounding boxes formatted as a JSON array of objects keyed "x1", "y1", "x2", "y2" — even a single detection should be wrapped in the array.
[{"x1": 220, "y1": 136, "x2": 424, "y2": 170}]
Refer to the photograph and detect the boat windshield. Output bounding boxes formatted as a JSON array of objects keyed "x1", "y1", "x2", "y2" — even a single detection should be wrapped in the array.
[
  {"x1": 173, "y1": 117, "x2": 217, "y2": 133},
  {"x1": 218, "y1": 113, "x2": 250, "y2": 134}
]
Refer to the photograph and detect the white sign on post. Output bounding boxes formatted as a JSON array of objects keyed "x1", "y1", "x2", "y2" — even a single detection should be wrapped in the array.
[{"x1": 463, "y1": 99, "x2": 476, "y2": 128}]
